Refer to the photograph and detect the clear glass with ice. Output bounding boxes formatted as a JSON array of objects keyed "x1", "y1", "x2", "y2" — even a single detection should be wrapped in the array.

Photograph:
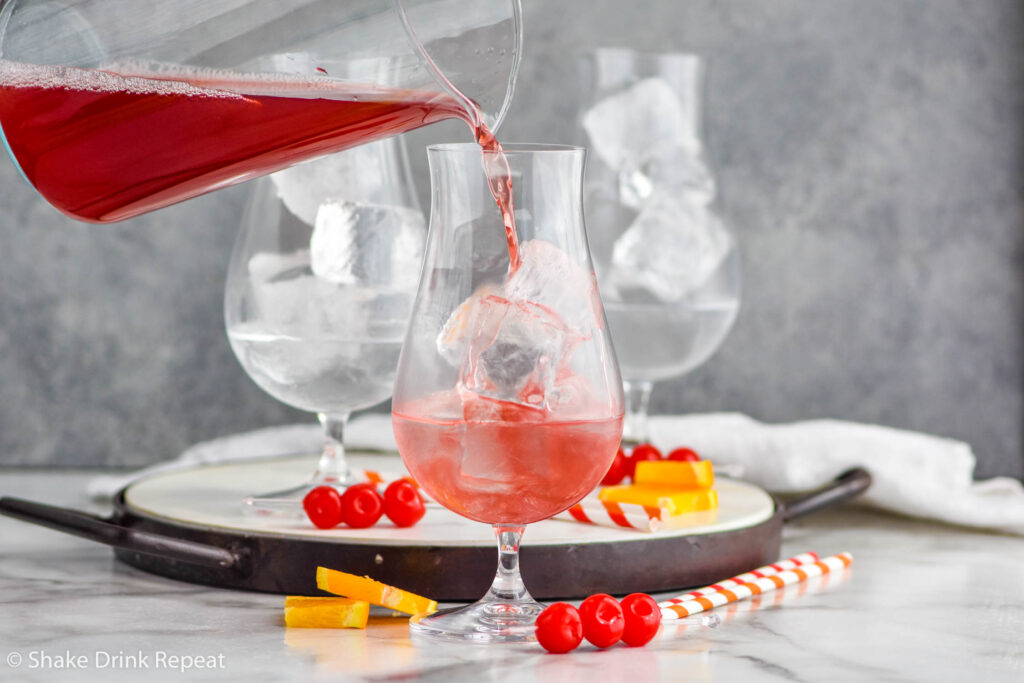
[
  {"x1": 580, "y1": 49, "x2": 741, "y2": 444},
  {"x1": 392, "y1": 144, "x2": 624, "y2": 642},
  {"x1": 225, "y1": 134, "x2": 425, "y2": 515}
]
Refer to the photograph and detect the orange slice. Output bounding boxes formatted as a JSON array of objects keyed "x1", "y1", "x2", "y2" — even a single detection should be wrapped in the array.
[
  {"x1": 316, "y1": 567, "x2": 438, "y2": 616},
  {"x1": 284, "y1": 596, "x2": 370, "y2": 629},
  {"x1": 634, "y1": 460, "x2": 715, "y2": 489},
  {"x1": 598, "y1": 486, "x2": 718, "y2": 515}
]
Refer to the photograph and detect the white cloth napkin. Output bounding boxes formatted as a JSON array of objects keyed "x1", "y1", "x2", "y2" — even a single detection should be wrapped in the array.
[
  {"x1": 648, "y1": 413, "x2": 1024, "y2": 535},
  {"x1": 85, "y1": 416, "x2": 395, "y2": 501},
  {"x1": 88, "y1": 413, "x2": 1024, "y2": 535}
]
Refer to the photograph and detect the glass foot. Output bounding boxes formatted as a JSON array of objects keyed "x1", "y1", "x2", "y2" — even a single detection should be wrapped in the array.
[
  {"x1": 243, "y1": 413, "x2": 356, "y2": 518},
  {"x1": 242, "y1": 479, "x2": 353, "y2": 519},
  {"x1": 410, "y1": 596, "x2": 545, "y2": 644}
]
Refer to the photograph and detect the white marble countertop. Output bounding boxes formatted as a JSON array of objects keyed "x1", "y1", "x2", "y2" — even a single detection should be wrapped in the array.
[{"x1": 1, "y1": 469, "x2": 1022, "y2": 682}]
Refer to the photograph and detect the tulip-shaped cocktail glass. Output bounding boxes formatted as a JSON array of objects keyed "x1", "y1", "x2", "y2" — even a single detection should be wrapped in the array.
[
  {"x1": 392, "y1": 144, "x2": 624, "y2": 643},
  {"x1": 225, "y1": 136, "x2": 426, "y2": 515},
  {"x1": 580, "y1": 49, "x2": 740, "y2": 445}
]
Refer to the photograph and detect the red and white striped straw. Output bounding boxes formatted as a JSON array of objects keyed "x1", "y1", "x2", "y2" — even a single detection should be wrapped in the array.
[
  {"x1": 361, "y1": 471, "x2": 434, "y2": 503},
  {"x1": 660, "y1": 552, "x2": 853, "y2": 621},
  {"x1": 659, "y1": 552, "x2": 820, "y2": 606},
  {"x1": 554, "y1": 498, "x2": 664, "y2": 531}
]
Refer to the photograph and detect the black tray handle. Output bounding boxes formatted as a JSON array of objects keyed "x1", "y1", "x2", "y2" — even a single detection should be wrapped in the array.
[
  {"x1": 0, "y1": 497, "x2": 244, "y2": 571},
  {"x1": 781, "y1": 467, "x2": 872, "y2": 522}
]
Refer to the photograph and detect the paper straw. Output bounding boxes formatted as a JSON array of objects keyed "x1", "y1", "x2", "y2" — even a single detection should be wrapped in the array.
[
  {"x1": 366, "y1": 474, "x2": 666, "y2": 530},
  {"x1": 361, "y1": 470, "x2": 436, "y2": 503},
  {"x1": 361, "y1": 470, "x2": 423, "y2": 493},
  {"x1": 659, "y1": 552, "x2": 821, "y2": 605},
  {"x1": 660, "y1": 552, "x2": 853, "y2": 621},
  {"x1": 553, "y1": 499, "x2": 665, "y2": 531}
]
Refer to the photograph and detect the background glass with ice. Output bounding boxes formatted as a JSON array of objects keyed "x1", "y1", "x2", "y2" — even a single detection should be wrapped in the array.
[
  {"x1": 579, "y1": 49, "x2": 741, "y2": 444},
  {"x1": 224, "y1": 134, "x2": 425, "y2": 513}
]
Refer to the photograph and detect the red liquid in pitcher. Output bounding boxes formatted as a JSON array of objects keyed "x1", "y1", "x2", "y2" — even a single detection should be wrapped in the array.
[
  {"x1": 394, "y1": 407, "x2": 622, "y2": 525},
  {"x1": 0, "y1": 61, "x2": 467, "y2": 223},
  {"x1": 0, "y1": 60, "x2": 522, "y2": 260}
]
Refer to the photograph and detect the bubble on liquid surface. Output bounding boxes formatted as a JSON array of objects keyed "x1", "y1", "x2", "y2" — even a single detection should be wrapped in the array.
[
  {"x1": 0, "y1": 58, "x2": 407, "y2": 101},
  {"x1": 0, "y1": 59, "x2": 244, "y2": 99}
]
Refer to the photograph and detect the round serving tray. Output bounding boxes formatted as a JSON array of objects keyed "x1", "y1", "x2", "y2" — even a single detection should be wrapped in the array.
[{"x1": 0, "y1": 455, "x2": 870, "y2": 600}]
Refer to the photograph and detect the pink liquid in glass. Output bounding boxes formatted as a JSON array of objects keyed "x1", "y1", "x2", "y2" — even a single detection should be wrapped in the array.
[{"x1": 394, "y1": 401, "x2": 622, "y2": 525}]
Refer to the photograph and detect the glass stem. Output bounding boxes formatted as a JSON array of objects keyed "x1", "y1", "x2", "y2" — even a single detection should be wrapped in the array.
[
  {"x1": 488, "y1": 525, "x2": 530, "y2": 603},
  {"x1": 312, "y1": 412, "x2": 351, "y2": 485},
  {"x1": 622, "y1": 380, "x2": 654, "y2": 446}
]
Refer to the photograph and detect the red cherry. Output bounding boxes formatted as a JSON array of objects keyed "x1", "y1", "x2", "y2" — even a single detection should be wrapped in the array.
[
  {"x1": 383, "y1": 479, "x2": 426, "y2": 527},
  {"x1": 600, "y1": 447, "x2": 630, "y2": 486},
  {"x1": 627, "y1": 443, "x2": 663, "y2": 482},
  {"x1": 302, "y1": 486, "x2": 344, "y2": 529},
  {"x1": 535, "y1": 602, "x2": 583, "y2": 654},
  {"x1": 620, "y1": 593, "x2": 662, "y2": 647},
  {"x1": 666, "y1": 447, "x2": 701, "y2": 462},
  {"x1": 340, "y1": 483, "x2": 384, "y2": 528},
  {"x1": 578, "y1": 593, "x2": 624, "y2": 648}
]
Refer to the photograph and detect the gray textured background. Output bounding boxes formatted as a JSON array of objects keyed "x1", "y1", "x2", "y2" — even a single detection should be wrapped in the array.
[{"x1": 1, "y1": 0, "x2": 1022, "y2": 478}]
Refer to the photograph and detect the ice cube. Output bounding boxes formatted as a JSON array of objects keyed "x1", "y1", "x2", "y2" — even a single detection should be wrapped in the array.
[
  {"x1": 615, "y1": 143, "x2": 716, "y2": 209},
  {"x1": 229, "y1": 324, "x2": 350, "y2": 386},
  {"x1": 457, "y1": 387, "x2": 547, "y2": 424},
  {"x1": 436, "y1": 240, "x2": 599, "y2": 367},
  {"x1": 436, "y1": 240, "x2": 602, "y2": 415},
  {"x1": 582, "y1": 77, "x2": 700, "y2": 176},
  {"x1": 459, "y1": 294, "x2": 567, "y2": 410},
  {"x1": 310, "y1": 201, "x2": 425, "y2": 289},
  {"x1": 457, "y1": 390, "x2": 548, "y2": 483},
  {"x1": 246, "y1": 251, "x2": 315, "y2": 331},
  {"x1": 246, "y1": 250, "x2": 418, "y2": 342},
  {"x1": 609, "y1": 192, "x2": 733, "y2": 302},
  {"x1": 246, "y1": 249, "x2": 311, "y2": 283},
  {"x1": 436, "y1": 283, "x2": 501, "y2": 367},
  {"x1": 248, "y1": 258, "x2": 368, "y2": 340},
  {"x1": 505, "y1": 239, "x2": 601, "y2": 338},
  {"x1": 269, "y1": 144, "x2": 388, "y2": 226}
]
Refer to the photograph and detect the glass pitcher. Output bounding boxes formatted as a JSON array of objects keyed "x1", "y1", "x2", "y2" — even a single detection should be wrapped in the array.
[{"x1": 0, "y1": 0, "x2": 522, "y2": 223}]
